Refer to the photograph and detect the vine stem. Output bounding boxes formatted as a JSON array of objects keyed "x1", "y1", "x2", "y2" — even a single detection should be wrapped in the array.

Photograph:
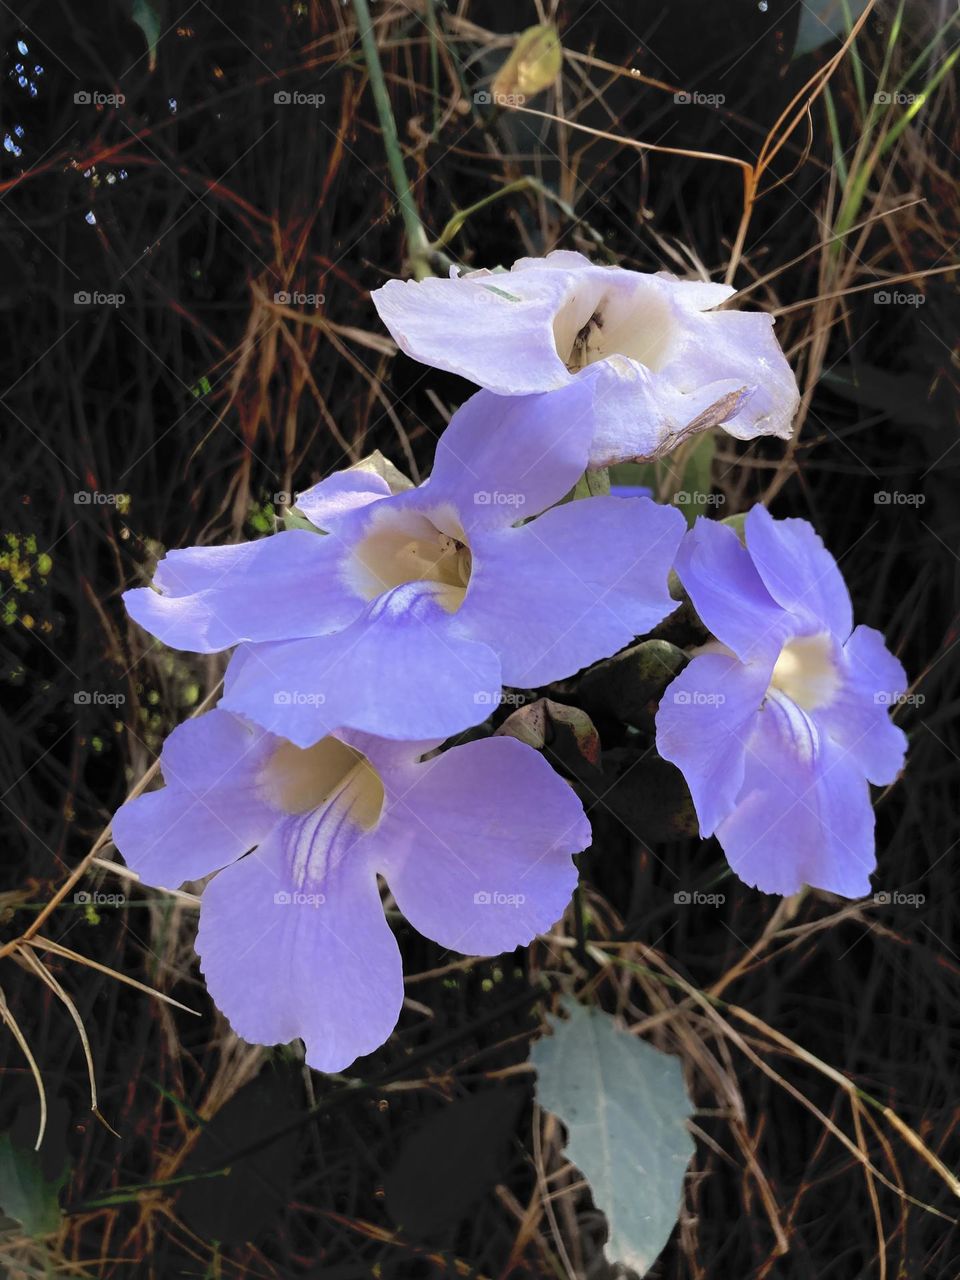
[{"x1": 352, "y1": 0, "x2": 435, "y2": 279}]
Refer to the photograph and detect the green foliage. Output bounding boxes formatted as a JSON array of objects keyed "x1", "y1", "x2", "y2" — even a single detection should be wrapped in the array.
[
  {"x1": 0, "y1": 1133, "x2": 68, "y2": 1237},
  {"x1": 532, "y1": 998, "x2": 695, "y2": 1276}
]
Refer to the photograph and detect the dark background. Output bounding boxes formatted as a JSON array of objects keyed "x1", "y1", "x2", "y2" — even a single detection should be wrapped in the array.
[{"x1": 1, "y1": 1, "x2": 958, "y2": 1276}]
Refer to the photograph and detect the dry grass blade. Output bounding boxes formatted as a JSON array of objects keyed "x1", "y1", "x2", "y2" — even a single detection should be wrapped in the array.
[
  {"x1": 14, "y1": 946, "x2": 120, "y2": 1138},
  {"x1": 0, "y1": 986, "x2": 46, "y2": 1150},
  {"x1": 22, "y1": 939, "x2": 200, "y2": 1019}
]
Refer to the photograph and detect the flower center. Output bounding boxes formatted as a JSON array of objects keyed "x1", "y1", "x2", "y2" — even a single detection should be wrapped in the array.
[
  {"x1": 351, "y1": 507, "x2": 472, "y2": 613},
  {"x1": 768, "y1": 632, "x2": 839, "y2": 712},
  {"x1": 261, "y1": 736, "x2": 385, "y2": 827},
  {"x1": 554, "y1": 281, "x2": 678, "y2": 374}
]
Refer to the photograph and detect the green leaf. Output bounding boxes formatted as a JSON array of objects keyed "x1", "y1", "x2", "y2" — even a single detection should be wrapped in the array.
[
  {"x1": 579, "y1": 638, "x2": 687, "y2": 731},
  {"x1": 599, "y1": 754, "x2": 699, "y2": 842},
  {"x1": 385, "y1": 1090, "x2": 525, "y2": 1238},
  {"x1": 176, "y1": 1066, "x2": 303, "y2": 1246},
  {"x1": 794, "y1": 0, "x2": 870, "y2": 58},
  {"x1": 491, "y1": 24, "x2": 562, "y2": 105},
  {"x1": 671, "y1": 429, "x2": 717, "y2": 526},
  {"x1": 286, "y1": 449, "x2": 414, "y2": 532},
  {"x1": 129, "y1": 0, "x2": 162, "y2": 72},
  {"x1": 0, "y1": 1134, "x2": 68, "y2": 1237},
  {"x1": 496, "y1": 697, "x2": 601, "y2": 771},
  {"x1": 721, "y1": 511, "x2": 748, "y2": 541},
  {"x1": 608, "y1": 461, "x2": 656, "y2": 494},
  {"x1": 572, "y1": 467, "x2": 610, "y2": 500},
  {"x1": 343, "y1": 447, "x2": 414, "y2": 495},
  {"x1": 282, "y1": 506, "x2": 322, "y2": 534},
  {"x1": 532, "y1": 998, "x2": 694, "y2": 1276}
]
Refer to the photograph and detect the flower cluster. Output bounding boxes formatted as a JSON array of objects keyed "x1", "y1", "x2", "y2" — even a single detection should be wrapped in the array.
[
  {"x1": 113, "y1": 251, "x2": 906, "y2": 1072},
  {"x1": 655, "y1": 507, "x2": 907, "y2": 898}
]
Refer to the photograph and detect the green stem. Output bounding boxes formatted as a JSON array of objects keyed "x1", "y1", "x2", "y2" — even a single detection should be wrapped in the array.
[
  {"x1": 430, "y1": 175, "x2": 607, "y2": 256},
  {"x1": 352, "y1": 0, "x2": 435, "y2": 278}
]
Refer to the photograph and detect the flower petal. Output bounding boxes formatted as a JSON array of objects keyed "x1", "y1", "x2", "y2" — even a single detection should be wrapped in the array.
[
  {"x1": 196, "y1": 817, "x2": 403, "y2": 1072},
  {"x1": 717, "y1": 692, "x2": 876, "y2": 898},
  {"x1": 745, "y1": 505, "x2": 853, "y2": 640},
  {"x1": 371, "y1": 264, "x2": 573, "y2": 394},
  {"x1": 377, "y1": 737, "x2": 589, "y2": 954},
  {"x1": 675, "y1": 517, "x2": 795, "y2": 662},
  {"x1": 373, "y1": 255, "x2": 797, "y2": 464},
  {"x1": 818, "y1": 625, "x2": 908, "y2": 785},
  {"x1": 586, "y1": 358, "x2": 754, "y2": 467},
  {"x1": 666, "y1": 309, "x2": 798, "y2": 444},
  {"x1": 124, "y1": 530, "x2": 361, "y2": 653},
  {"x1": 112, "y1": 710, "x2": 277, "y2": 887},
  {"x1": 294, "y1": 469, "x2": 393, "y2": 529},
  {"x1": 425, "y1": 377, "x2": 599, "y2": 529},
  {"x1": 221, "y1": 582, "x2": 502, "y2": 745},
  {"x1": 655, "y1": 652, "x2": 771, "y2": 836},
  {"x1": 457, "y1": 496, "x2": 684, "y2": 688}
]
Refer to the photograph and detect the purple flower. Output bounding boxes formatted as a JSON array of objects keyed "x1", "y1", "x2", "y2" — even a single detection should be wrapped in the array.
[
  {"x1": 125, "y1": 372, "x2": 685, "y2": 745},
  {"x1": 112, "y1": 709, "x2": 590, "y2": 1072},
  {"x1": 655, "y1": 506, "x2": 907, "y2": 898},
  {"x1": 371, "y1": 250, "x2": 799, "y2": 466}
]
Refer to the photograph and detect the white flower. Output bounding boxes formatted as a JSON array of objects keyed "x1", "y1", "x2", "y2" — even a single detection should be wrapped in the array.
[{"x1": 372, "y1": 250, "x2": 800, "y2": 466}]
